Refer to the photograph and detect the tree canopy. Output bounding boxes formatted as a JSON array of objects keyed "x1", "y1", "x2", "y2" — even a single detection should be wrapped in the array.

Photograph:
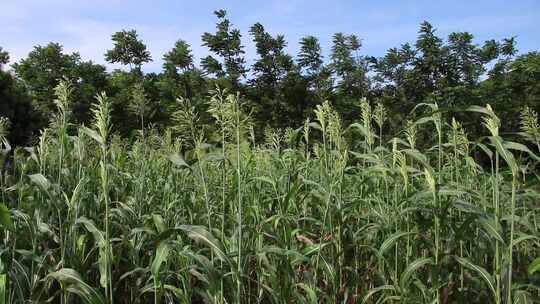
[{"x1": 1, "y1": 16, "x2": 538, "y2": 147}]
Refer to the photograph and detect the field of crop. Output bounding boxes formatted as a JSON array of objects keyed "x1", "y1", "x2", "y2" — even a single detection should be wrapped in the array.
[{"x1": 0, "y1": 82, "x2": 539, "y2": 303}]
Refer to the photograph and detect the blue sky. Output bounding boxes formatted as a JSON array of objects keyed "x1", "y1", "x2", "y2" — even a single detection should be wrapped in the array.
[{"x1": 1, "y1": 0, "x2": 539, "y2": 72}]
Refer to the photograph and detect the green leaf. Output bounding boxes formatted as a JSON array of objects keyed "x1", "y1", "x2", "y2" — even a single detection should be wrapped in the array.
[
  {"x1": 0, "y1": 274, "x2": 6, "y2": 304},
  {"x1": 478, "y1": 217, "x2": 505, "y2": 244},
  {"x1": 503, "y1": 141, "x2": 540, "y2": 162},
  {"x1": 308, "y1": 122, "x2": 322, "y2": 131},
  {"x1": 528, "y1": 257, "x2": 540, "y2": 275},
  {"x1": 168, "y1": 153, "x2": 189, "y2": 168},
  {"x1": 81, "y1": 126, "x2": 104, "y2": 145},
  {"x1": 347, "y1": 123, "x2": 376, "y2": 139},
  {"x1": 361, "y1": 285, "x2": 396, "y2": 304},
  {"x1": 252, "y1": 176, "x2": 276, "y2": 188},
  {"x1": 455, "y1": 256, "x2": 496, "y2": 298},
  {"x1": 466, "y1": 105, "x2": 496, "y2": 117},
  {"x1": 400, "y1": 257, "x2": 434, "y2": 290},
  {"x1": 295, "y1": 283, "x2": 318, "y2": 304},
  {"x1": 378, "y1": 231, "x2": 416, "y2": 258},
  {"x1": 163, "y1": 284, "x2": 187, "y2": 300},
  {"x1": 413, "y1": 116, "x2": 434, "y2": 127},
  {"x1": 151, "y1": 242, "x2": 170, "y2": 278},
  {"x1": 76, "y1": 217, "x2": 105, "y2": 246},
  {"x1": 66, "y1": 178, "x2": 87, "y2": 210},
  {"x1": 512, "y1": 234, "x2": 538, "y2": 248},
  {"x1": 489, "y1": 136, "x2": 518, "y2": 176},
  {"x1": 402, "y1": 149, "x2": 431, "y2": 171},
  {"x1": 47, "y1": 268, "x2": 105, "y2": 304},
  {"x1": 97, "y1": 248, "x2": 109, "y2": 288},
  {"x1": 76, "y1": 217, "x2": 109, "y2": 288},
  {"x1": 179, "y1": 225, "x2": 230, "y2": 265},
  {"x1": 152, "y1": 214, "x2": 166, "y2": 234},
  {"x1": 0, "y1": 204, "x2": 13, "y2": 230},
  {"x1": 476, "y1": 142, "x2": 493, "y2": 159},
  {"x1": 28, "y1": 173, "x2": 51, "y2": 192}
]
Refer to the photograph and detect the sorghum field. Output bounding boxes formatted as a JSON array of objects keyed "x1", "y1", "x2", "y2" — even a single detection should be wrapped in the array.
[{"x1": 1, "y1": 82, "x2": 539, "y2": 303}]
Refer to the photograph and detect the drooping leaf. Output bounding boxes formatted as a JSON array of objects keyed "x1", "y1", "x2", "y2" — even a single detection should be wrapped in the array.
[
  {"x1": 378, "y1": 231, "x2": 416, "y2": 258},
  {"x1": 80, "y1": 126, "x2": 104, "y2": 145},
  {"x1": 168, "y1": 153, "x2": 189, "y2": 168},
  {"x1": 179, "y1": 225, "x2": 230, "y2": 264},
  {"x1": 28, "y1": 173, "x2": 51, "y2": 192},
  {"x1": 512, "y1": 234, "x2": 538, "y2": 248},
  {"x1": 478, "y1": 216, "x2": 505, "y2": 244},
  {"x1": 76, "y1": 217, "x2": 105, "y2": 246},
  {"x1": 47, "y1": 268, "x2": 105, "y2": 304},
  {"x1": 455, "y1": 256, "x2": 496, "y2": 298},
  {"x1": 489, "y1": 136, "x2": 518, "y2": 176},
  {"x1": 503, "y1": 141, "x2": 540, "y2": 162},
  {"x1": 151, "y1": 242, "x2": 170, "y2": 278},
  {"x1": 361, "y1": 285, "x2": 396, "y2": 304},
  {"x1": 76, "y1": 217, "x2": 109, "y2": 288},
  {"x1": 399, "y1": 257, "x2": 434, "y2": 290}
]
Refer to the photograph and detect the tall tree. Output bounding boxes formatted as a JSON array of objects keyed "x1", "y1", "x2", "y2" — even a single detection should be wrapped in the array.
[
  {"x1": 201, "y1": 9, "x2": 246, "y2": 88},
  {"x1": 331, "y1": 33, "x2": 369, "y2": 97},
  {"x1": 105, "y1": 29, "x2": 152, "y2": 72},
  {"x1": 0, "y1": 47, "x2": 38, "y2": 145},
  {"x1": 371, "y1": 21, "x2": 520, "y2": 138},
  {"x1": 298, "y1": 36, "x2": 323, "y2": 75},
  {"x1": 160, "y1": 38, "x2": 207, "y2": 117},
  {"x1": 248, "y1": 23, "x2": 298, "y2": 127},
  {"x1": 249, "y1": 22, "x2": 294, "y2": 97},
  {"x1": 13, "y1": 43, "x2": 108, "y2": 127},
  {"x1": 413, "y1": 21, "x2": 444, "y2": 98},
  {"x1": 0, "y1": 47, "x2": 9, "y2": 68},
  {"x1": 163, "y1": 39, "x2": 194, "y2": 76},
  {"x1": 445, "y1": 32, "x2": 476, "y2": 85},
  {"x1": 435, "y1": 32, "x2": 504, "y2": 109},
  {"x1": 330, "y1": 33, "x2": 369, "y2": 123},
  {"x1": 298, "y1": 36, "x2": 332, "y2": 100}
]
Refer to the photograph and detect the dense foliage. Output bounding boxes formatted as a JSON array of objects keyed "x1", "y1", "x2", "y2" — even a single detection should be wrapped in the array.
[
  {"x1": 1, "y1": 11, "x2": 539, "y2": 146},
  {"x1": 0, "y1": 82, "x2": 539, "y2": 303},
  {"x1": 0, "y1": 9, "x2": 539, "y2": 303}
]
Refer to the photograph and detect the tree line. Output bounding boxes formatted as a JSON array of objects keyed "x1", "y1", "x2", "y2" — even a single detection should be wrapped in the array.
[{"x1": 1, "y1": 10, "x2": 539, "y2": 146}]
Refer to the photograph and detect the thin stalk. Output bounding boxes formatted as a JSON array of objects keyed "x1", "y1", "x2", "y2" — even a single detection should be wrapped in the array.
[
  {"x1": 506, "y1": 176, "x2": 517, "y2": 304},
  {"x1": 494, "y1": 152, "x2": 501, "y2": 304},
  {"x1": 235, "y1": 98, "x2": 242, "y2": 304}
]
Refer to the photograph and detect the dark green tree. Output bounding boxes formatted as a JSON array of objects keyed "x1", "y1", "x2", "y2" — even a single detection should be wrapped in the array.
[
  {"x1": 331, "y1": 33, "x2": 369, "y2": 97},
  {"x1": 248, "y1": 23, "x2": 299, "y2": 128},
  {"x1": 160, "y1": 39, "x2": 208, "y2": 126},
  {"x1": 0, "y1": 48, "x2": 39, "y2": 145},
  {"x1": 249, "y1": 23, "x2": 294, "y2": 97},
  {"x1": 413, "y1": 21, "x2": 444, "y2": 99},
  {"x1": 298, "y1": 36, "x2": 333, "y2": 101},
  {"x1": 12, "y1": 43, "x2": 108, "y2": 128},
  {"x1": 163, "y1": 39, "x2": 194, "y2": 76},
  {"x1": 201, "y1": 10, "x2": 246, "y2": 88},
  {"x1": 298, "y1": 36, "x2": 323, "y2": 75},
  {"x1": 481, "y1": 51, "x2": 539, "y2": 133},
  {"x1": 330, "y1": 33, "x2": 370, "y2": 123},
  {"x1": 105, "y1": 29, "x2": 152, "y2": 72}
]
